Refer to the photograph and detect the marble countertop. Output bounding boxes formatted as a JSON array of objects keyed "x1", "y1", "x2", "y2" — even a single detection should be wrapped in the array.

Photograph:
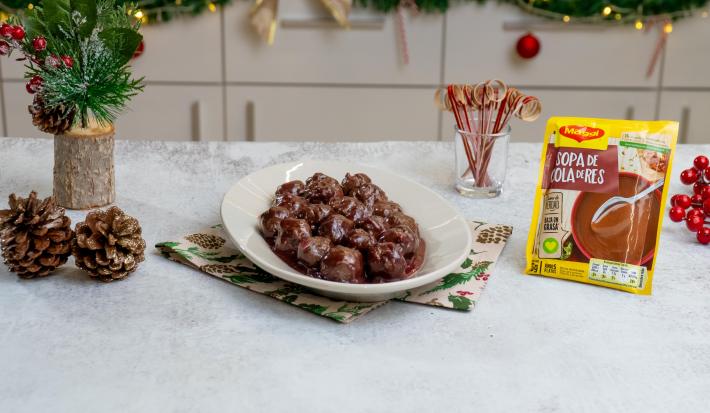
[{"x1": 1, "y1": 138, "x2": 709, "y2": 413}]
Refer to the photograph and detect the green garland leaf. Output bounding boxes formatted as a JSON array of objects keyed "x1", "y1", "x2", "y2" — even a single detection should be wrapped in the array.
[
  {"x1": 42, "y1": 0, "x2": 72, "y2": 36},
  {"x1": 70, "y1": 0, "x2": 97, "y2": 37},
  {"x1": 98, "y1": 27, "x2": 142, "y2": 65}
]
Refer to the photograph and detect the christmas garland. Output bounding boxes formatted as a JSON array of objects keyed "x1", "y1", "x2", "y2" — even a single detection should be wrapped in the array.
[{"x1": 0, "y1": 0, "x2": 708, "y2": 24}]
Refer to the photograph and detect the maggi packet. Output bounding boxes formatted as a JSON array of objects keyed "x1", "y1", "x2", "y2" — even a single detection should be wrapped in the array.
[{"x1": 525, "y1": 117, "x2": 679, "y2": 294}]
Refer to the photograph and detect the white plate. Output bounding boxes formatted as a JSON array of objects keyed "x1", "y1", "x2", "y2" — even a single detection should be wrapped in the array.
[{"x1": 220, "y1": 161, "x2": 472, "y2": 302}]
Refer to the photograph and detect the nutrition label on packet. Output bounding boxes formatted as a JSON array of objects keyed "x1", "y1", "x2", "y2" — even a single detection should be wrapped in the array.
[{"x1": 588, "y1": 259, "x2": 646, "y2": 289}]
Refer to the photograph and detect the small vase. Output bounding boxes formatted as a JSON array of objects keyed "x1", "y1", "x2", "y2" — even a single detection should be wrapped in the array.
[
  {"x1": 454, "y1": 125, "x2": 510, "y2": 198},
  {"x1": 53, "y1": 124, "x2": 116, "y2": 209}
]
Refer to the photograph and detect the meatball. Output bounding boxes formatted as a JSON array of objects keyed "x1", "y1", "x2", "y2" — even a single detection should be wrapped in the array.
[
  {"x1": 341, "y1": 172, "x2": 372, "y2": 195},
  {"x1": 387, "y1": 212, "x2": 419, "y2": 235},
  {"x1": 259, "y1": 206, "x2": 291, "y2": 238},
  {"x1": 306, "y1": 172, "x2": 340, "y2": 187},
  {"x1": 352, "y1": 183, "x2": 387, "y2": 206},
  {"x1": 297, "y1": 236, "x2": 332, "y2": 267},
  {"x1": 329, "y1": 196, "x2": 369, "y2": 222},
  {"x1": 380, "y1": 226, "x2": 420, "y2": 255},
  {"x1": 304, "y1": 203, "x2": 334, "y2": 227},
  {"x1": 318, "y1": 214, "x2": 355, "y2": 244},
  {"x1": 373, "y1": 201, "x2": 402, "y2": 218},
  {"x1": 273, "y1": 194, "x2": 309, "y2": 218},
  {"x1": 305, "y1": 180, "x2": 344, "y2": 205},
  {"x1": 275, "y1": 180, "x2": 305, "y2": 197},
  {"x1": 344, "y1": 228, "x2": 375, "y2": 251},
  {"x1": 358, "y1": 215, "x2": 389, "y2": 238},
  {"x1": 320, "y1": 246, "x2": 366, "y2": 284},
  {"x1": 366, "y1": 242, "x2": 408, "y2": 281},
  {"x1": 274, "y1": 218, "x2": 311, "y2": 254}
]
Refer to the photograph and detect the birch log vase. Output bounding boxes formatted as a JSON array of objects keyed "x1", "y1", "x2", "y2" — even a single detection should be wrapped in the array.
[{"x1": 53, "y1": 124, "x2": 116, "y2": 209}]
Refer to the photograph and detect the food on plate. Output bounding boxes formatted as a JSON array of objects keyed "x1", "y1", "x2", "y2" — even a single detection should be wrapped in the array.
[{"x1": 259, "y1": 172, "x2": 426, "y2": 283}]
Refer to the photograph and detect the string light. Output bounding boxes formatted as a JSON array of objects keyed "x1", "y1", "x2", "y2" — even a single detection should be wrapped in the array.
[
  {"x1": 562, "y1": 15, "x2": 570, "y2": 23},
  {"x1": 134, "y1": 10, "x2": 144, "y2": 19},
  {"x1": 175, "y1": 0, "x2": 182, "y2": 4},
  {"x1": 664, "y1": 22, "x2": 673, "y2": 33},
  {"x1": 602, "y1": 6, "x2": 612, "y2": 16},
  {"x1": 614, "y1": 13, "x2": 622, "y2": 21},
  {"x1": 27, "y1": 3, "x2": 33, "y2": 9},
  {"x1": 702, "y1": 11, "x2": 709, "y2": 18},
  {"x1": 635, "y1": 19, "x2": 644, "y2": 30},
  {"x1": 208, "y1": 2, "x2": 216, "y2": 12}
]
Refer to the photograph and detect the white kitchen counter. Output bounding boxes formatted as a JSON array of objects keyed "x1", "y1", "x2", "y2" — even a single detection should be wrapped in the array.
[{"x1": 0, "y1": 138, "x2": 708, "y2": 412}]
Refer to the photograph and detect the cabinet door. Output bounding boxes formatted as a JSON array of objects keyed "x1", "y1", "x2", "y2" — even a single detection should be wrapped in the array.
[
  {"x1": 440, "y1": 89, "x2": 657, "y2": 142},
  {"x1": 663, "y1": 15, "x2": 710, "y2": 87},
  {"x1": 3, "y1": 82, "x2": 224, "y2": 141},
  {"x1": 658, "y1": 91, "x2": 710, "y2": 144},
  {"x1": 131, "y1": 12, "x2": 223, "y2": 82},
  {"x1": 114, "y1": 84, "x2": 224, "y2": 141},
  {"x1": 223, "y1": 1, "x2": 443, "y2": 85},
  {"x1": 445, "y1": 3, "x2": 660, "y2": 87},
  {"x1": 227, "y1": 86, "x2": 438, "y2": 141}
]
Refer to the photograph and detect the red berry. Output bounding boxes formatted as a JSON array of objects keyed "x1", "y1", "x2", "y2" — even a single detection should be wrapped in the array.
[
  {"x1": 687, "y1": 214, "x2": 705, "y2": 232},
  {"x1": 11, "y1": 26, "x2": 24, "y2": 41},
  {"x1": 694, "y1": 155, "x2": 709, "y2": 171},
  {"x1": 691, "y1": 194, "x2": 704, "y2": 206},
  {"x1": 698, "y1": 227, "x2": 710, "y2": 244},
  {"x1": 681, "y1": 168, "x2": 699, "y2": 185},
  {"x1": 32, "y1": 36, "x2": 46, "y2": 52},
  {"x1": 705, "y1": 167, "x2": 710, "y2": 182},
  {"x1": 669, "y1": 206, "x2": 686, "y2": 222},
  {"x1": 25, "y1": 75, "x2": 42, "y2": 94},
  {"x1": 693, "y1": 182, "x2": 706, "y2": 195},
  {"x1": 704, "y1": 199, "x2": 710, "y2": 216},
  {"x1": 60, "y1": 55, "x2": 73, "y2": 68},
  {"x1": 671, "y1": 194, "x2": 692, "y2": 209},
  {"x1": 0, "y1": 24, "x2": 12, "y2": 38},
  {"x1": 702, "y1": 186, "x2": 710, "y2": 201},
  {"x1": 687, "y1": 208, "x2": 704, "y2": 220}
]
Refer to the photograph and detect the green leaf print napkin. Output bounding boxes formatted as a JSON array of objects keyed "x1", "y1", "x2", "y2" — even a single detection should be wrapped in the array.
[{"x1": 155, "y1": 221, "x2": 512, "y2": 323}]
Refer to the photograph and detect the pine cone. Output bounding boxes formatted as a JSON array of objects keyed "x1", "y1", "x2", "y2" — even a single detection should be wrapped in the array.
[
  {"x1": 28, "y1": 94, "x2": 76, "y2": 135},
  {"x1": 0, "y1": 191, "x2": 73, "y2": 278},
  {"x1": 72, "y1": 207, "x2": 146, "y2": 282},
  {"x1": 185, "y1": 233, "x2": 225, "y2": 250},
  {"x1": 476, "y1": 225, "x2": 513, "y2": 244}
]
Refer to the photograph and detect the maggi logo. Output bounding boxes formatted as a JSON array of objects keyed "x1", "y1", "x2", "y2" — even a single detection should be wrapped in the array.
[{"x1": 559, "y1": 125, "x2": 605, "y2": 143}]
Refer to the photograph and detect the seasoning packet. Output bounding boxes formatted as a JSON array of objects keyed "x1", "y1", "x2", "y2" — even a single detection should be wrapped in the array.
[{"x1": 525, "y1": 117, "x2": 679, "y2": 294}]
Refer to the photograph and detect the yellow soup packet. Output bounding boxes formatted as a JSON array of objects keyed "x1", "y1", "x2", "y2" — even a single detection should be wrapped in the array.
[{"x1": 525, "y1": 117, "x2": 679, "y2": 294}]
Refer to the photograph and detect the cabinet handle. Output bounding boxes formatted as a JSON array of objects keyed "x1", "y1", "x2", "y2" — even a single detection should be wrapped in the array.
[
  {"x1": 191, "y1": 100, "x2": 203, "y2": 141},
  {"x1": 281, "y1": 17, "x2": 385, "y2": 30},
  {"x1": 625, "y1": 105, "x2": 635, "y2": 120},
  {"x1": 679, "y1": 106, "x2": 690, "y2": 144},
  {"x1": 246, "y1": 100, "x2": 255, "y2": 142}
]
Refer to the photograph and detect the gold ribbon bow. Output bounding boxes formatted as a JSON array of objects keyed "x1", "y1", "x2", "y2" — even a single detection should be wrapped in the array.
[{"x1": 250, "y1": 0, "x2": 352, "y2": 45}]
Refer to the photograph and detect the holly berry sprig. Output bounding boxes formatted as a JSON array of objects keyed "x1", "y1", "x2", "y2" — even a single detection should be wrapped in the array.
[
  {"x1": 0, "y1": 23, "x2": 74, "y2": 95},
  {"x1": 668, "y1": 155, "x2": 710, "y2": 244}
]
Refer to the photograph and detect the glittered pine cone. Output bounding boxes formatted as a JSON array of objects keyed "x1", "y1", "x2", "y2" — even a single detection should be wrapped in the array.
[
  {"x1": 28, "y1": 94, "x2": 76, "y2": 135},
  {"x1": 0, "y1": 191, "x2": 73, "y2": 278},
  {"x1": 72, "y1": 207, "x2": 146, "y2": 282}
]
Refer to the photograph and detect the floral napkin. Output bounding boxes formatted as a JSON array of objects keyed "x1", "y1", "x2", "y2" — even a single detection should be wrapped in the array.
[{"x1": 156, "y1": 221, "x2": 512, "y2": 323}]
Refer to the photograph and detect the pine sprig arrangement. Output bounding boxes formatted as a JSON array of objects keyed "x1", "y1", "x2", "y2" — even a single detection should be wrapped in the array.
[{"x1": 1, "y1": 0, "x2": 143, "y2": 132}]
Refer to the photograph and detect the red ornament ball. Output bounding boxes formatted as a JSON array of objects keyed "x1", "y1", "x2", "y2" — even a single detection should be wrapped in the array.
[
  {"x1": 61, "y1": 55, "x2": 73, "y2": 68},
  {"x1": 516, "y1": 33, "x2": 540, "y2": 59},
  {"x1": 687, "y1": 208, "x2": 704, "y2": 220},
  {"x1": 697, "y1": 227, "x2": 710, "y2": 245},
  {"x1": 0, "y1": 24, "x2": 12, "y2": 38},
  {"x1": 669, "y1": 206, "x2": 686, "y2": 222},
  {"x1": 132, "y1": 40, "x2": 144, "y2": 59},
  {"x1": 11, "y1": 25, "x2": 24, "y2": 41},
  {"x1": 680, "y1": 168, "x2": 699, "y2": 185},
  {"x1": 32, "y1": 36, "x2": 47, "y2": 52},
  {"x1": 694, "y1": 155, "x2": 709, "y2": 171},
  {"x1": 671, "y1": 194, "x2": 692, "y2": 209},
  {"x1": 687, "y1": 214, "x2": 705, "y2": 232},
  {"x1": 693, "y1": 181, "x2": 706, "y2": 195}
]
